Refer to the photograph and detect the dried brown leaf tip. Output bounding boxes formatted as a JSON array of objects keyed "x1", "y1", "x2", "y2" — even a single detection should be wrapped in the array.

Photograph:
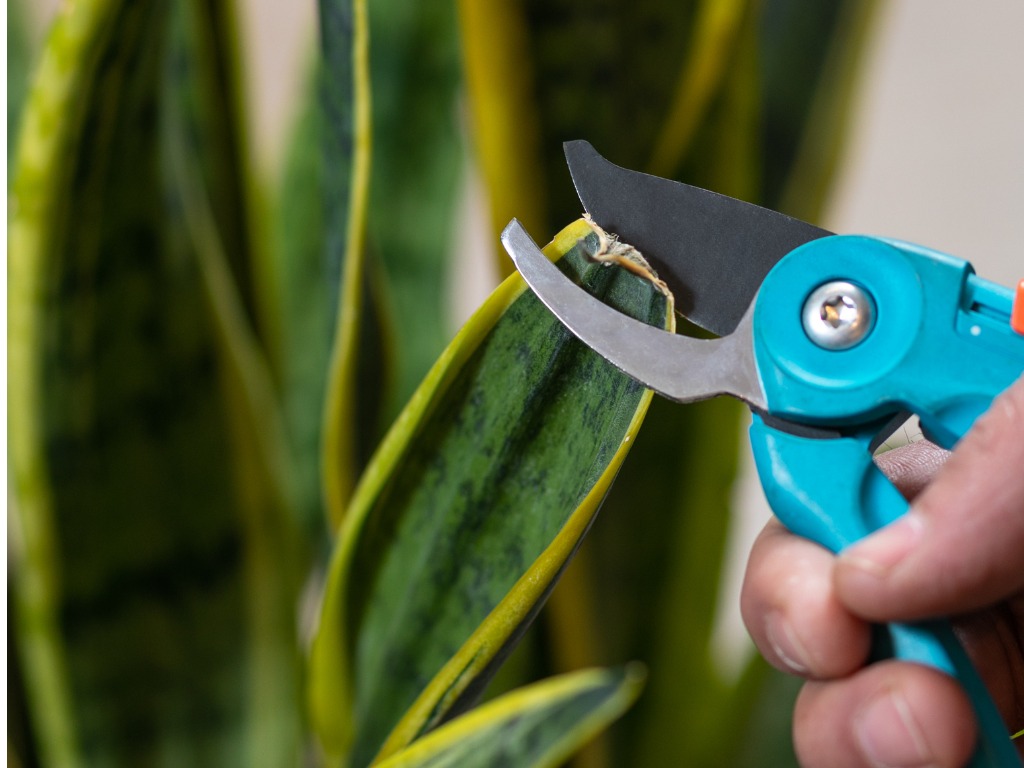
[{"x1": 581, "y1": 213, "x2": 675, "y2": 313}]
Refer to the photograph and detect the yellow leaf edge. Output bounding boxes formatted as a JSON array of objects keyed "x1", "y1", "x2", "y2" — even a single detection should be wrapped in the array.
[{"x1": 375, "y1": 665, "x2": 647, "y2": 768}]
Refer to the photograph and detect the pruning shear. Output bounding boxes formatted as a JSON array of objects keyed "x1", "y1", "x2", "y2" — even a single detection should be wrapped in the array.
[{"x1": 501, "y1": 141, "x2": 1024, "y2": 767}]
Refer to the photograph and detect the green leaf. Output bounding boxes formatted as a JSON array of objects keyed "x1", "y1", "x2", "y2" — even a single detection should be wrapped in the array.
[
  {"x1": 367, "y1": 0, "x2": 465, "y2": 414},
  {"x1": 169, "y1": 0, "x2": 272, "y2": 354},
  {"x1": 274, "y1": 53, "x2": 394, "y2": 538},
  {"x1": 646, "y1": 0, "x2": 748, "y2": 178},
  {"x1": 273, "y1": 65, "x2": 337, "y2": 538},
  {"x1": 768, "y1": 0, "x2": 879, "y2": 220},
  {"x1": 309, "y1": 219, "x2": 673, "y2": 764},
  {"x1": 7, "y1": 0, "x2": 36, "y2": 175},
  {"x1": 377, "y1": 666, "x2": 646, "y2": 768},
  {"x1": 727, "y1": 665, "x2": 801, "y2": 768},
  {"x1": 317, "y1": 0, "x2": 396, "y2": 528},
  {"x1": 274, "y1": 60, "x2": 394, "y2": 544},
  {"x1": 8, "y1": 0, "x2": 300, "y2": 764},
  {"x1": 457, "y1": 0, "x2": 548, "y2": 275}
]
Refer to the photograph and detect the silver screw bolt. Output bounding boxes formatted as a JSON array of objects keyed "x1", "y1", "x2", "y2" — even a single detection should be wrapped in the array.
[{"x1": 802, "y1": 281, "x2": 875, "y2": 350}]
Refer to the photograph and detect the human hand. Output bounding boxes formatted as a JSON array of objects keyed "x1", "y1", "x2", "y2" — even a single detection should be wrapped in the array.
[{"x1": 740, "y1": 375, "x2": 1024, "y2": 767}]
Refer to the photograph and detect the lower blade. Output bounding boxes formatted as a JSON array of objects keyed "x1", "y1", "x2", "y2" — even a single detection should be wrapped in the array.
[
  {"x1": 565, "y1": 140, "x2": 832, "y2": 336},
  {"x1": 501, "y1": 220, "x2": 767, "y2": 409}
]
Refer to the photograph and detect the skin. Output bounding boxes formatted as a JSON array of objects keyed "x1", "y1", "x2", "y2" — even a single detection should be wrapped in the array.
[{"x1": 741, "y1": 375, "x2": 1024, "y2": 767}]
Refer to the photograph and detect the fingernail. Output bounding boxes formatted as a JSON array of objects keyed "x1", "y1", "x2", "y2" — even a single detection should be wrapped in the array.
[
  {"x1": 765, "y1": 611, "x2": 811, "y2": 674},
  {"x1": 842, "y1": 514, "x2": 924, "y2": 577},
  {"x1": 855, "y1": 689, "x2": 934, "y2": 768}
]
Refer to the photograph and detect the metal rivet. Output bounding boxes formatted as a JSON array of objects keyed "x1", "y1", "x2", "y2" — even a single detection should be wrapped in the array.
[{"x1": 802, "y1": 281, "x2": 875, "y2": 350}]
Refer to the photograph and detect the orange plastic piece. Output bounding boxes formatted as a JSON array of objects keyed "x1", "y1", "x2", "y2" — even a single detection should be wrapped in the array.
[{"x1": 1014, "y1": 279, "x2": 1024, "y2": 336}]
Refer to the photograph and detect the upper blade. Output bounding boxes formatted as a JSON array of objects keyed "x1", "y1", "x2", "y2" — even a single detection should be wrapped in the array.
[
  {"x1": 500, "y1": 220, "x2": 767, "y2": 410},
  {"x1": 565, "y1": 140, "x2": 832, "y2": 336}
]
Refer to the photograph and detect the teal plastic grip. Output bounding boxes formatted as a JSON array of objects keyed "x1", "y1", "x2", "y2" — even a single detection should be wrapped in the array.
[
  {"x1": 749, "y1": 416, "x2": 1020, "y2": 766},
  {"x1": 752, "y1": 235, "x2": 1024, "y2": 441}
]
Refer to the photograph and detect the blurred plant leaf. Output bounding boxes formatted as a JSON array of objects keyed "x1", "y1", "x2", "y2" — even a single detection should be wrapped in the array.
[
  {"x1": 171, "y1": 0, "x2": 273, "y2": 354},
  {"x1": 8, "y1": 0, "x2": 300, "y2": 764},
  {"x1": 309, "y1": 219, "x2": 674, "y2": 764},
  {"x1": 646, "y1": 0, "x2": 748, "y2": 177},
  {"x1": 377, "y1": 666, "x2": 645, "y2": 768},
  {"x1": 7, "y1": 0, "x2": 36, "y2": 174},
  {"x1": 275, "y1": 73, "x2": 392, "y2": 546},
  {"x1": 728, "y1": 667, "x2": 802, "y2": 768},
  {"x1": 366, "y1": 0, "x2": 465, "y2": 414},
  {"x1": 769, "y1": 0, "x2": 878, "y2": 221},
  {"x1": 585, "y1": 394, "x2": 744, "y2": 767},
  {"x1": 318, "y1": 0, "x2": 465, "y2": 530},
  {"x1": 458, "y1": 0, "x2": 547, "y2": 276},
  {"x1": 273, "y1": 66, "x2": 337, "y2": 539},
  {"x1": 317, "y1": 0, "x2": 396, "y2": 529},
  {"x1": 598, "y1": 19, "x2": 761, "y2": 768},
  {"x1": 8, "y1": 581, "x2": 40, "y2": 768}
]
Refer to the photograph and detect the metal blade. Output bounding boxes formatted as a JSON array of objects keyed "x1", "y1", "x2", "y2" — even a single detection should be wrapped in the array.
[
  {"x1": 501, "y1": 220, "x2": 767, "y2": 410},
  {"x1": 565, "y1": 140, "x2": 832, "y2": 336}
]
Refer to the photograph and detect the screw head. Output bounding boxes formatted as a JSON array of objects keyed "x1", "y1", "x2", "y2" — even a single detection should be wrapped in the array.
[{"x1": 802, "y1": 281, "x2": 874, "y2": 350}]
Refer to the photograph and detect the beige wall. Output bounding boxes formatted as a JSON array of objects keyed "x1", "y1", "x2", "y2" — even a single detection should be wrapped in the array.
[{"x1": 827, "y1": 0, "x2": 1023, "y2": 287}]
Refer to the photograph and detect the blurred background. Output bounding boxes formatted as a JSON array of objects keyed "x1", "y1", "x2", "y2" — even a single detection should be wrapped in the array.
[
  {"x1": 20, "y1": 0, "x2": 1024, "y2": 683},
  {"x1": 11, "y1": 0, "x2": 1023, "y2": 763},
  {"x1": 23, "y1": 0, "x2": 1024, "y2": 288}
]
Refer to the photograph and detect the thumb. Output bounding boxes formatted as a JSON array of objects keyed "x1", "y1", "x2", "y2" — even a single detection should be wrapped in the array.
[{"x1": 836, "y1": 374, "x2": 1024, "y2": 622}]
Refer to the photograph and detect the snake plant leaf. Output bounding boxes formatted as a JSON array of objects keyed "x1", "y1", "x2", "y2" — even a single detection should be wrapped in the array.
[
  {"x1": 8, "y1": 0, "x2": 300, "y2": 764},
  {"x1": 366, "y1": 0, "x2": 464, "y2": 415},
  {"x1": 460, "y1": 0, "x2": 750, "y2": 269},
  {"x1": 457, "y1": 0, "x2": 547, "y2": 274},
  {"x1": 7, "y1": 0, "x2": 36, "y2": 174},
  {"x1": 317, "y1": 0, "x2": 400, "y2": 528},
  {"x1": 309, "y1": 0, "x2": 466, "y2": 530},
  {"x1": 273, "y1": 67, "x2": 336, "y2": 537},
  {"x1": 309, "y1": 219, "x2": 674, "y2": 765},
  {"x1": 169, "y1": 0, "x2": 273, "y2": 356},
  {"x1": 376, "y1": 666, "x2": 645, "y2": 768},
  {"x1": 456, "y1": 17, "x2": 760, "y2": 764},
  {"x1": 274, "y1": 61, "x2": 393, "y2": 544},
  {"x1": 767, "y1": 0, "x2": 878, "y2": 221}
]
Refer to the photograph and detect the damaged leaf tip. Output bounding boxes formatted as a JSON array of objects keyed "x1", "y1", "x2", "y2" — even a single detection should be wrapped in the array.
[{"x1": 580, "y1": 213, "x2": 675, "y2": 315}]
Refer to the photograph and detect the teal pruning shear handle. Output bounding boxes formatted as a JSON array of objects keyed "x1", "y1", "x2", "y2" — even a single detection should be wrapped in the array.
[{"x1": 501, "y1": 141, "x2": 1024, "y2": 766}]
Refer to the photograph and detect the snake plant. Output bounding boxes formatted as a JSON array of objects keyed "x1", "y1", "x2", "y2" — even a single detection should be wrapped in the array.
[{"x1": 8, "y1": 0, "x2": 874, "y2": 766}]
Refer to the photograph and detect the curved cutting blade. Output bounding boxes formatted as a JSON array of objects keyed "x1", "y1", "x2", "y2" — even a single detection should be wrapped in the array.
[
  {"x1": 500, "y1": 220, "x2": 767, "y2": 409},
  {"x1": 565, "y1": 140, "x2": 832, "y2": 336}
]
